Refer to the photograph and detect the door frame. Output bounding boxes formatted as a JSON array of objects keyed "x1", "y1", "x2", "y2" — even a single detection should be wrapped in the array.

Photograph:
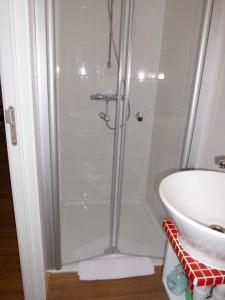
[{"x1": 0, "y1": 0, "x2": 46, "y2": 299}]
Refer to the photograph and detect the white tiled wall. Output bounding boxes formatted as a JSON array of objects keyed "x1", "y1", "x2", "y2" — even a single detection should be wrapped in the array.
[
  {"x1": 190, "y1": 0, "x2": 225, "y2": 171},
  {"x1": 55, "y1": 0, "x2": 118, "y2": 204},
  {"x1": 145, "y1": 0, "x2": 204, "y2": 224},
  {"x1": 55, "y1": 0, "x2": 208, "y2": 219},
  {"x1": 122, "y1": 0, "x2": 166, "y2": 201},
  {"x1": 55, "y1": 0, "x2": 166, "y2": 204}
]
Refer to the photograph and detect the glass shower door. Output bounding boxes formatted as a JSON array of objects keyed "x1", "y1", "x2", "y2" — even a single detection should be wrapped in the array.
[
  {"x1": 54, "y1": 0, "x2": 121, "y2": 265},
  {"x1": 118, "y1": 0, "x2": 205, "y2": 257},
  {"x1": 49, "y1": 0, "x2": 209, "y2": 268}
]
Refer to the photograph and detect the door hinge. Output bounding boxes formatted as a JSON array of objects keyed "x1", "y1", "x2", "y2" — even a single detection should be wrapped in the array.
[{"x1": 5, "y1": 106, "x2": 17, "y2": 145}]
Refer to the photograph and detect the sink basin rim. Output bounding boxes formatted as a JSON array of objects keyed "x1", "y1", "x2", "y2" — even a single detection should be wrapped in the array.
[{"x1": 159, "y1": 170, "x2": 225, "y2": 239}]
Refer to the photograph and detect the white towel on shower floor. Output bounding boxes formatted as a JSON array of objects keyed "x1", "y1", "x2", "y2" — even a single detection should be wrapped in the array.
[{"x1": 78, "y1": 255, "x2": 155, "y2": 280}]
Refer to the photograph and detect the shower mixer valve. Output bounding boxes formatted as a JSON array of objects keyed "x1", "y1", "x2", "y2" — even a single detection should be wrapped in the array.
[
  {"x1": 90, "y1": 92, "x2": 130, "y2": 130},
  {"x1": 90, "y1": 93, "x2": 118, "y2": 101}
]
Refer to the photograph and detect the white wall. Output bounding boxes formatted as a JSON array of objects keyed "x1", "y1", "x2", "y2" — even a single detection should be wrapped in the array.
[
  {"x1": 55, "y1": 0, "x2": 118, "y2": 205},
  {"x1": 190, "y1": 0, "x2": 225, "y2": 170},
  {"x1": 55, "y1": 0, "x2": 213, "y2": 228},
  {"x1": 53, "y1": 0, "x2": 225, "y2": 256},
  {"x1": 55, "y1": 0, "x2": 166, "y2": 205},
  {"x1": 145, "y1": 0, "x2": 204, "y2": 224},
  {"x1": 122, "y1": 0, "x2": 166, "y2": 201}
]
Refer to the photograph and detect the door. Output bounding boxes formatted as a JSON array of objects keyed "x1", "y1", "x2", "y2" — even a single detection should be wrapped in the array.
[{"x1": 0, "y1": 0, "x2": 46, "y2": 298}]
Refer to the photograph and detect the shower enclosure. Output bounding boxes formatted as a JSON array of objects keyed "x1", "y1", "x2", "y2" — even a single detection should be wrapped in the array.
[{"x1": 46, "y1": 0, "x2": 212, "y2": 269}]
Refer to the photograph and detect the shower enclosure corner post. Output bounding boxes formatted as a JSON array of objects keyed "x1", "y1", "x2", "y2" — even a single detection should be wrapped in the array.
[
  {"x1": 181, "y1": 0, "x2": 214, "y2": 169},
  {"x1": 46, "y1": 0, "x2": 62, "y2": 270},
  {"x1": 114, "y1": 0, "x2": 134, "y2": 251},
  {"x1": 109, "y1": 0, "x2": 134, "y2": 253}
]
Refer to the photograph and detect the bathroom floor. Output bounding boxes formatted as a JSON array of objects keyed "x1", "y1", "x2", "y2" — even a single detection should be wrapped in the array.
[
  {"x1": 61, "y1": 201, "x2": 164, "y2": 265},
  {"x1": 47, "y1": 267, "x2": 168, "y2": 300}
]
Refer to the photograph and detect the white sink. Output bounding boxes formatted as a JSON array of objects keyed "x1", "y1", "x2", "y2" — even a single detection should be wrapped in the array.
[{"x1": 159, "y1": 170, "x2": 225, "y2": 270}]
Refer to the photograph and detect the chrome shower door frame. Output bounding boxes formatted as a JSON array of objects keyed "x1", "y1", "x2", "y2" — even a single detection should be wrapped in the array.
[
  {"x1": 108, "y1": 0, "x2": 134, "y2": 253},
  {"x1": 46, "y1": 0, "x2": 61, "y2": 270},
  {"x1": 181, "y1": 0, "x2": 214, "y2": 168}
]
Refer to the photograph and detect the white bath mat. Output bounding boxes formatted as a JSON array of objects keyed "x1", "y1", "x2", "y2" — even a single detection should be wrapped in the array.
[{"x1": 78, "y1": 254, "x2": 155, "y2": 280}]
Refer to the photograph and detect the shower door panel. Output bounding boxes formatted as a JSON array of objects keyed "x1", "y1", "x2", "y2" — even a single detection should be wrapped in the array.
[
  {"x1": 53, "y1": 0, "x2": 207, "y2": 264},
  {"x1": 54, "y1": 0, "x2": 120, "y2": 264},
  {"x1": 118, "y1": 0, "x2": 205, "y2": 257}
]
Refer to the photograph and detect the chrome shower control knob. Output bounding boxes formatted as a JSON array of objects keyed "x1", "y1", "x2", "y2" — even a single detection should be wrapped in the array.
[{"x1": 136, "y1": 112, "x2": 143, "y2": 122}]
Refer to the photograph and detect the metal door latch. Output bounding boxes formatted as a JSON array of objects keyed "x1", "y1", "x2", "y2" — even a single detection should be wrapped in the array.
[{"x1": 5, "y1": 106, "x2": 17, "y2": 145}]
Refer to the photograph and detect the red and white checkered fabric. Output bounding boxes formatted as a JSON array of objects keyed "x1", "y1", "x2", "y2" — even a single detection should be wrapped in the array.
[{"x1": 163, "y1": 219, "x2": 225, "y2": 286}]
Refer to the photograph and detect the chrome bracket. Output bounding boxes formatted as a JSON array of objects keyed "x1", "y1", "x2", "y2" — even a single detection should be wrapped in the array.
[
  {"x1": 215, "y1": 156, "x2": 225, "y2": 169},
  {"x1": 5, "y1": 106, "x2": 17, "y2": 145},
  {"x1": 219, "y1": 160, "x2": 225, "y2": 169}
]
